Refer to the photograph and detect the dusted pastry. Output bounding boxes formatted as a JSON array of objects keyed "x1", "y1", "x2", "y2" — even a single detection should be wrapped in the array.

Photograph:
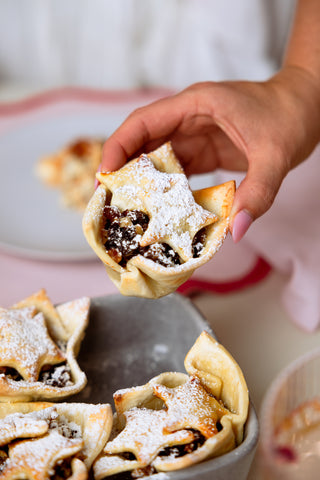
[
  {"x1": 83, "y1": 142, "x2": 235, "y2": 298},
  {"x1": 0, "y1": 402, "x2": 112, "y2": 480},
  {"x1": 36, "y1": 138, "x2": 103, "y2": 211},
  {"x1": 93, "y1": 331, "x2": 249, "y2": 478},
  {"x1": 0, "y1": 289, "x2": 89, "y2": 402}
]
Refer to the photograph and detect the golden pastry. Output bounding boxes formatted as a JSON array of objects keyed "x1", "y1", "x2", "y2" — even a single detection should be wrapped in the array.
[
  {"x1": 0, "y1": 289, "x2": 89, "y2": 402},
  {"x1": 36, "y1": 138, "x2": 103, "y2": 211},
  {"x1": 93, "y1": 331, "x2": 249, "y2": 478},
  {"x1": 0, "y1": 402, "x2": 112, "y2": 480},
  {"x1": 83, "y1": 142, "x2": 235, "y2": 298}
]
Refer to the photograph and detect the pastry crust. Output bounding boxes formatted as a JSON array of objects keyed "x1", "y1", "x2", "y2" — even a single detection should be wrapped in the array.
[
  {"x1": 82, "y1": 142, "x2": 235, "y2": 298},
  {"x1": 93, "y1": 331, "x2": 249, "y2": 478},
  {"x1": 36, "y1": 138, "x2": 103, "y2": 211},
  {"x1": 0, "y1": 402, "x2": 113, "y2": 480},
  {"x1": 0, "y1": 289, "x2": 90, "y2": 402}
]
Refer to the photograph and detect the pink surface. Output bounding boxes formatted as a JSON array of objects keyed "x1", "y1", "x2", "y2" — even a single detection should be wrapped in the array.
[
  {"x1": 0, "y1": 252, "x2": 118, "y2": 307},
  {"x1": 217, "y1": 143, "x2": 320, "y2": 332}
]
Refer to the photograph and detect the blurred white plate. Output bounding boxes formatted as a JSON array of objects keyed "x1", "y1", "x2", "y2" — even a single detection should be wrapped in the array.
[{"x1": 0, "y1": 88, "x2": 168, "y2": 260}]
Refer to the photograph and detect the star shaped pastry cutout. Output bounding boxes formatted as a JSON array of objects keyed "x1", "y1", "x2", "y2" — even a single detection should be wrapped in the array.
[
  {"x1": 153, "y1": 376, "x2": 228, "y2": 438},
  {"x1": 0, "y1": 306, "x2": 66, "y2": 382},
  {"x1": 98, "y1": 155, "x2": 218, "y2": 262},
  {"x1": 104, "y1": 407, "x2": 195, "y2": 466},
  {"x1": 1, "y1": 429, "x2": 84, "y2": 480},
  {"x1": 0, "y1": 413, "x2": 49, "y2": 447}
]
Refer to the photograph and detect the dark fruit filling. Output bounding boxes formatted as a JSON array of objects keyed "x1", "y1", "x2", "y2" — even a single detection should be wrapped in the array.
[
  {"x1": 102, "y1": 206, "x2": 205, "y2": 267},
  {"x1": 106, "y1": 429, "x2": 206, "y2": 479},
  {"x1": 159, "y1": 429, "x2": 206, "y2": 458},
  {"x1": 0, "y1": 363, "x2": 73, "y2": 387},
  {"x1": 50, "y1": 458, "x2": 73, "y2": 480},
  {"x1": 0, "y1": 449, "x2": 8, "y2": 473}
]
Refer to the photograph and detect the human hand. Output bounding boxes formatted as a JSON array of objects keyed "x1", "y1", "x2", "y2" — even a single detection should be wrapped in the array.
[{"x1": 100, "y1": 68, "x2": 320, "y2": 242}]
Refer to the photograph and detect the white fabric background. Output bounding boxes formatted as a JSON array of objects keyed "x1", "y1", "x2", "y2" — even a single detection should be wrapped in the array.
[{"x1": 0, "y1": 0, "x2": 295, "y2": 92}]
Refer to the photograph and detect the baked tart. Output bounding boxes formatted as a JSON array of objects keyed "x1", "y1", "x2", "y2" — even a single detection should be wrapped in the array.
[
  {"x1": 0, "y1": 289, "x2": 89, "y2": 402},
  {"x1": 82, "y1": 142, "x2": 235, "y2": 298},
  {"x1": 273, "y1": 398, "x2": 320, "y2": 465},
  {"x1": 93, "y1": 331, "x2": 249, "y2": 478},
  {"x1": 0, "y1": 401, "x2": 112, "y2": 480},
  {"x1": 36, "y1": 138, "x2": 103, "y2": 211}
]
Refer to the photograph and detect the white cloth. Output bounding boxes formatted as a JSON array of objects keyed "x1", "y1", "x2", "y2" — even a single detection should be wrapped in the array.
[{"x1": 0, "y1": 0, "x2": 295, "y2": 91}]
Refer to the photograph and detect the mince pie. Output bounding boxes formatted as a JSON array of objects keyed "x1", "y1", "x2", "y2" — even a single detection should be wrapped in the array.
[
  {"x1": 273, "y1": 398, "x2": 320, "y2": 467},
  {"x1": 36, "y1": 138, "x2": 103, "y2": 211},
  {"x1": 0, "y1": 402, "x2": 112, "y2": 480},
  {"x1": 82, "y1": 142, "x2": 235, "y2": 298},
  {"x1": 93, "y1": 331, "x2": 249, "y2": 478},
  {"x1": 0, "y1": 289, "x2": 89, "y2": 402}
]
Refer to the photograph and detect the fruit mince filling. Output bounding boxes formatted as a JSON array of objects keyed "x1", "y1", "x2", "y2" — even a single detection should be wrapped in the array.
[
  {"x1": 0, "y1": 363, "x2": 73, "y2": 387},
  {"x1": 102, "y1": 206, "x2": 206, "y2": 267},
  {"x1": 105, "y1": 430, "x2": 206, "y2": 479}
]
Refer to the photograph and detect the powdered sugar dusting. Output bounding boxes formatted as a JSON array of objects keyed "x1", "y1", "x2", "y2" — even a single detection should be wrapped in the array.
[
  {"x1": 153, "y1": 376, "x2": 227, "y2": 438},
  {"x1": 0, "y1": 307, "x2": 65, "y2": 382},
  {"x1": 4, "y1": 428, "x2": 83, "y2": 476},
  {"x1": 107, "y1": 155, "x2": 218, "y2": 262},
  {"x1": 105, "y1": 407, "x2": 195, "y2": 465}
]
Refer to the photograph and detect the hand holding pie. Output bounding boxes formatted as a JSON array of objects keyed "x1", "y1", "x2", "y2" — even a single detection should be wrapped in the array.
[{"x1": 82, "y1": 142, "x2": 235, "y2": 298}]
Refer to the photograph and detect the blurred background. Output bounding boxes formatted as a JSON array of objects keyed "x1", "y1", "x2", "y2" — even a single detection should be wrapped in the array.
[{"x1": 0, "y1": 0, "x2": 295, "y2": 99}]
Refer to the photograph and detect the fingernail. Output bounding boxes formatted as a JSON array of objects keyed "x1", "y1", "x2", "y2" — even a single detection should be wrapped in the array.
[
  {"x1": 232, "y1": 210, "x2": 253, "y2": 243},
  {"x1": 95, "y1": 163, "x2": 102, "y2": 189}
]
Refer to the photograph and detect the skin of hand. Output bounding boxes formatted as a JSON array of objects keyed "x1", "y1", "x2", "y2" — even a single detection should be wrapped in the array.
[{"x1": 100, "y1": 0, "x2": 320, "y2": 242}]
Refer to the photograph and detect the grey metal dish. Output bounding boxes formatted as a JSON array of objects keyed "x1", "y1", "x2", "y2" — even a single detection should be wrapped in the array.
[{"x1": 73, "y1": 293, "x2": 259, "y2": 480}]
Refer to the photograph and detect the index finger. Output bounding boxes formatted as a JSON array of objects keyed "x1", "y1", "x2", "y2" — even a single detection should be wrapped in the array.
[{"x1": 100, "y1": 94, "x2": 184, "y2": 172}]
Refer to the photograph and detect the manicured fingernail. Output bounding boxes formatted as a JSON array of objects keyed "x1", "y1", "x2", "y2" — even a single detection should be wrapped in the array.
[
  {"x1": 95, "y1": 163, "x2": 102, "y2": 189},
  {"x1": 232, "y1": 210, "x2": 253, "y2": 243}
]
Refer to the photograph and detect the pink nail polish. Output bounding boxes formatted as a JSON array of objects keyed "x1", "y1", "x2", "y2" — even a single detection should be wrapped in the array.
[{"x1": 232, "y1": 210, "x2": 253, "y2": 243}]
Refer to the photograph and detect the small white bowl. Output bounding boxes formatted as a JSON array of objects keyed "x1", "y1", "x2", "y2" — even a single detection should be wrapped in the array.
[{"x1": 259, "y1": 347, "x2": 320, "y2": 479}]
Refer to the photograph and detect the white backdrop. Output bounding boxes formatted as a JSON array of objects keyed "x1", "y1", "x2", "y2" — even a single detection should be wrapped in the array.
[{"x1": 0, "y1": 0, "x2": 295, "y2": 92}]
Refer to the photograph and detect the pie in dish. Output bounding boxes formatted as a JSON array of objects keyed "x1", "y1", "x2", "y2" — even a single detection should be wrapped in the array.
[
  {"x1": 0, "y1": 289, "x2": 90, "y2": 402},
  {"x1": 36, "y1": 138, "x2": 103, "y2": 211},
  {"x1": 0, "y1": 401, "x2": 113, "y2": 480},
  {"x1": 273, "y1": 398, "x2": 320, "y2": 469},
  {"x1": 93, "y1": 331, "x2": 249, "y2": 478},
  {"x1": 82, "y1": 142, "x2": 235, "y2": 298}
]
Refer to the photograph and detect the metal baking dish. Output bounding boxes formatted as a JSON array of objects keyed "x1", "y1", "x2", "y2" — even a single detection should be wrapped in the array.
[{"x1": 73, "y1": 293, "x2": 259, "y2": 480}]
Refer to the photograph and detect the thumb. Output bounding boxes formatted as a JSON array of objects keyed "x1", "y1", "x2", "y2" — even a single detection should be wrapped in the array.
[{"x1": 230, "y1": 159, "x2": 286, "y2": 242}]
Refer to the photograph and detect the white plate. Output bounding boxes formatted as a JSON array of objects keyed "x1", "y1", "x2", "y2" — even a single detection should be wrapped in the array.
[{"x1": 0, "y1": 89, "x2": 166, "y2": 260}]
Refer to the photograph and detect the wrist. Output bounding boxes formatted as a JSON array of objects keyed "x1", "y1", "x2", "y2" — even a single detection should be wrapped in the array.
[{"x1": 268, "y1": 66, "x2": 320, "y2": 163}]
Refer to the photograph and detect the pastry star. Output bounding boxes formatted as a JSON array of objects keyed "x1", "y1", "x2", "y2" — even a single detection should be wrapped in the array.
[
  {"x1": 100, "y1": 155, "x2": 218, "y2": 262},
  {"x1": 0, "y1": 307, "x2": 66, "y2": 382},
  {"x1": 104, "y1": 407, "x2": 195, "y2": 466},
  {"x1": 0, "y1": 414, "x2": 48, "y2": 447},
  {"x1": 153, "y1": 376, "x2": 228, "y2": 438},
  {"x1": 1, "y1": 429, "x2": 84, "y2": 480}
]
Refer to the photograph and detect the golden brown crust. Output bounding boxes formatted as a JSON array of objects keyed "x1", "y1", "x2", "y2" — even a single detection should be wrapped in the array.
[
  {"x1": 0, "y1": 402, "x2": 112, "y2": 480},
  {"x1": 0, "y1": 289, "x2": 90, "y2": 402},
  {"x1": 35, "y1": 138, "x2": 103, "y2": 211},
  {"x1": 82, "y1": 142, "x2": 235, "y2": 298},
  {"x1": 184, "y1": 331, "x2": 249, "y2": 445},
  {"x1": 93, "y1": 331, "x2": 249, "y2": 477}
]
